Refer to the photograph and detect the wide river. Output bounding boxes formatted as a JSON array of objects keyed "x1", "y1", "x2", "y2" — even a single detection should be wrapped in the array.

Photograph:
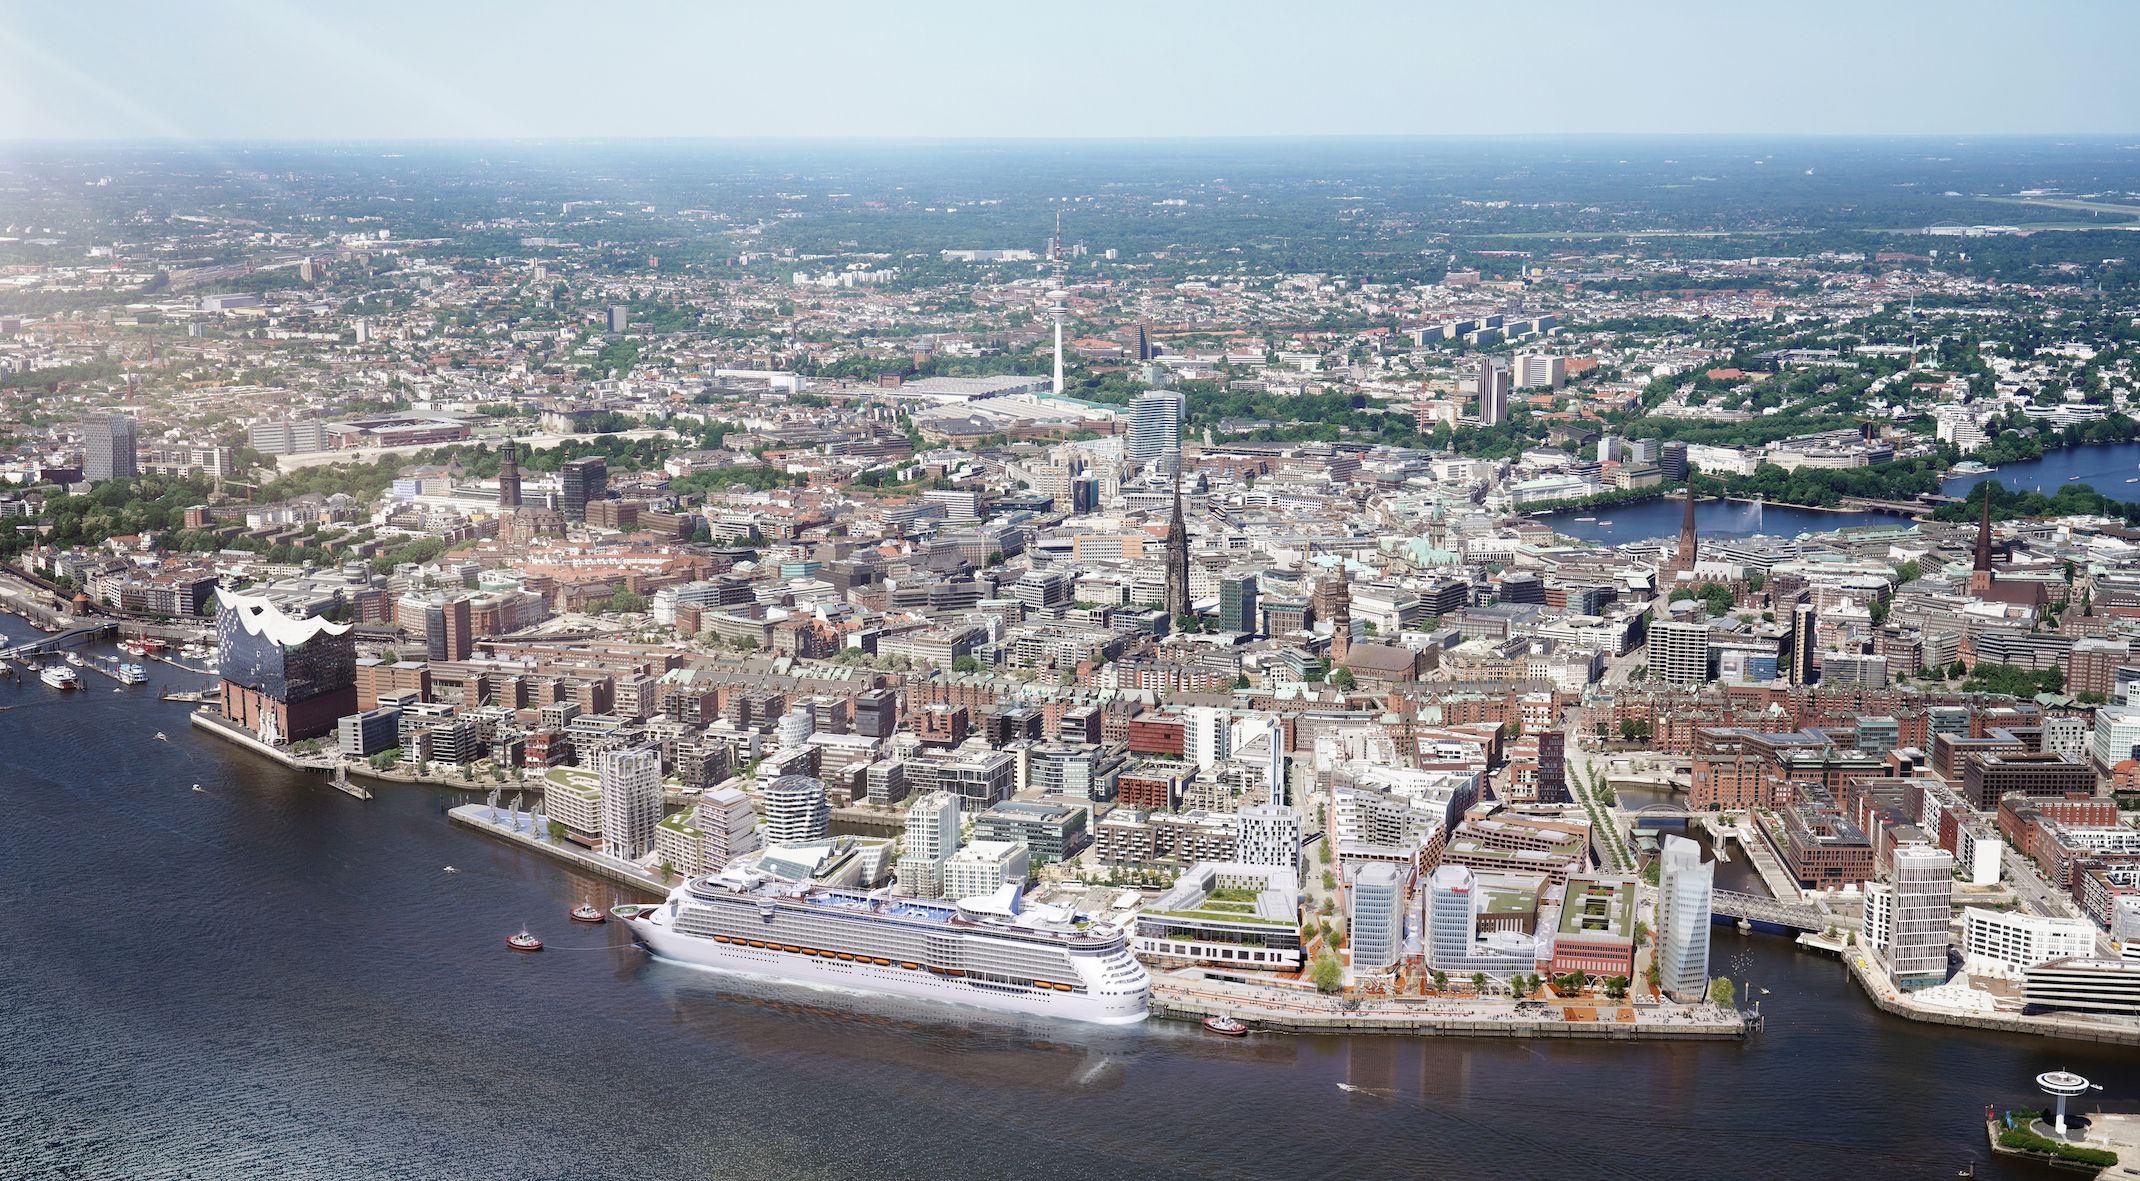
[
  {"x1": 1538, "y1": 441, "x2": 2140, "y2": 545},
  {"x1": 1, "y1": 615, "x2": 2134, "y2": 1179}
]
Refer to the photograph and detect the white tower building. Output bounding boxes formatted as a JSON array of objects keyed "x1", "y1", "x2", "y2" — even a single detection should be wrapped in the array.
[
  {"x1": 761, "y1": 774, "x2": 830, "y2": 845},
  {"x1": 897, "y1": 790, "x2": 961, "y2": 898},
  {"x1": 598, "y1": 745, "x2": 663, "y2": 861},
  {"x1": 1656, "y1": 834, "x2": 1715, "y2": 1001},
  {"x1": 1237, "y1": 803, "x2": 1302, "y2": 873}
]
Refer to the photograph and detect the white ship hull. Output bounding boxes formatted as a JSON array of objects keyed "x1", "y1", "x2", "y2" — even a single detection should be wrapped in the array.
[
  {"x1": 626, "y1": 875, "x2": 1150, "y2": 1026},
  {"x1": 633, "y1": 919, "x2": 1147, "y2": 1024}
]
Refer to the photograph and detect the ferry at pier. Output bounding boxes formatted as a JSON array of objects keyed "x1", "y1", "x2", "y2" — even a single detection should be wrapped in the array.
[
  {"x1": 40, "y1": 665, "x2": 80, "y2": 690},
  {"x1": 622, "y1": 868, "x2": 1150, "y2": 1025}
]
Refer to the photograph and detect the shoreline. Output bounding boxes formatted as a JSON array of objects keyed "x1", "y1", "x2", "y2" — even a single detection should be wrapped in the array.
[{"x1": 1843, "y1": 946, "x2": 2140, "y2": 1048}]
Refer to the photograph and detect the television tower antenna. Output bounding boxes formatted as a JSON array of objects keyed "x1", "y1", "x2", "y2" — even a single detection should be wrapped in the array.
[{"x1": 1047, "y1": 209, "x2": 1069, "y2": 397}]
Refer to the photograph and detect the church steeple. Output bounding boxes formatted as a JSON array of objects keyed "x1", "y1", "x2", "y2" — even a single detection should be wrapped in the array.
[
  {"x1": 1671, "y1": 464, "x2": 1699, "y2": 574},
  {"x1": 1970, "y1": 485, "x2": 1995, "y2": 594},
  {"x1": 1164, "y1": 465, "x2": 1190, "y2": 622},
  {"x1": 497, "y1": 437, "x2": 522, "y2": 510}
]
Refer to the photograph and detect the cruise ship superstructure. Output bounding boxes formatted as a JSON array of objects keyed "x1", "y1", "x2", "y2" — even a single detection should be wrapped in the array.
[{"x1": 624, "y1": 868, "x2": 1150, "y2": 1024}]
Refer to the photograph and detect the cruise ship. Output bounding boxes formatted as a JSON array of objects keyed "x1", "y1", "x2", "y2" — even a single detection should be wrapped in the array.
[{"x1": 622, "y1": 868, "x2": 1150, "y2": 1025}]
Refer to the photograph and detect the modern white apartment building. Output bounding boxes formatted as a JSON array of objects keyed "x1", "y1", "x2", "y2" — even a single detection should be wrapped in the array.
[
  {"x1": 1656, "y1": 834, "x2": 1714, "y2": 1001},
  {"x1": 1962, "y1": 907, "x2": 2096, "y2": 978},
  {"x1": 1513, "y1": 353, "x2": 1566, "y2": 390},
  {"x1": 654, "y1": 784, "x2": 765, "y2": 878},
  {"x1": 941, "y1": 839, "x2": 1029, "y2": 901},
  {"x1": 2089, "y1": 704, "x2": 2140, "y2": 770},
  {"x1": 896, "y1": 790, "x2": 960, "y2": 898},
  {"x1": 1865, "y1": 844, "x2": 1954, "y2": 991},
  {"x1": 597, "y1": 745, "x2": 663, "y2": 861},
  {"x1": 1236, "y1": 803, "x2": 1303, "y2": 873},
  {"x1": 760, "y1": 774, "x2": 830, "y2": 846}
]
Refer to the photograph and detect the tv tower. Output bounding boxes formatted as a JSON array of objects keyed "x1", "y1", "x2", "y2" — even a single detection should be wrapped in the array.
[{"x1": 1048, "y1": 211, "x2": 1068, "y2": 397}]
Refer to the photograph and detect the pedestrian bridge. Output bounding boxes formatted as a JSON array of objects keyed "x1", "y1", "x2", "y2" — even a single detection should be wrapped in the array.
[
  {"x1": 0, "y1": 623, "x2": 117, "y2": 660},
  {"x1": 1712, "y1": 890, "x2": 1834, "y2": 933}
]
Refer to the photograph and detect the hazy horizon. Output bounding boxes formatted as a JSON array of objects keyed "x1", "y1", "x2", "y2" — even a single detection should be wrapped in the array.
[{"x1": 3, "y1": 1, "x2": 2136, "y2": 142}]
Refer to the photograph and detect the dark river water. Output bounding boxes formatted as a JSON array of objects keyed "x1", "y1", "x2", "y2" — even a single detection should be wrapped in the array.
[
  {"x1": 1539, "y1": 442, "x2": 2140, "y2": 545},
  {"x1": 1, "y1": 615, "x2": 2133, "y2": 1179}
]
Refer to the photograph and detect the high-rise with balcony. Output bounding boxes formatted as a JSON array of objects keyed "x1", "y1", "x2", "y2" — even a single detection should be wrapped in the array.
[
  {"x1": 1648, "y1": 619, "x2": 1711, "y2": 687},
  {"x1": 1656, "y1": 834, "x2": 1714, "y2": 1001},
  {"x1": 896, "y1": 790, "x2": 961, "y2": 898},
  {"x1": 1236, "y1": 803, "x2": 1302, "y2": 872},
  {"x1": 761, "y1": 775, "x2": 830, "y2": 845},
  {"x1": 1865, "y1": 844, "x2": 1954, "y2": 991},
  {"x1": 598, "y1": 745, "x2": 663, "y2": 861}
]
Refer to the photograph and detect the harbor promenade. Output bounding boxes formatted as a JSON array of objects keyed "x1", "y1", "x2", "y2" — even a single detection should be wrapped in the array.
[
  {"x1": 446, "y1": 804, "x2": 668, "y2": 898},
  {"x1": 1844, "y1": 949, "x2": 2140, "y2": 1048},
  {"x1": 1152, "y1": 970, "x2": 1753, "y2": 1039}
]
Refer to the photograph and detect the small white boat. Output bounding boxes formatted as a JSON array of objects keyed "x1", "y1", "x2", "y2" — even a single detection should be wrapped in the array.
[
  {"x1": 442, "y1": 866, "x2": 460, "y2": 874},
  {"x1": 191, "y1": 784, "x2": 204, "y2": 793},
  {"x1": 1597, "y1": 519, "x2": 1614, "y2": 527},
  {"x1": 153, "y1": 732, "x2": 168, "y2": 742}
]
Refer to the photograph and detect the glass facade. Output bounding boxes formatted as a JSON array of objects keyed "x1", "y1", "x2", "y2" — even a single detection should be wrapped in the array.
[{"x1": 217, "y1": 600, "x2": 357, "y2": 705}]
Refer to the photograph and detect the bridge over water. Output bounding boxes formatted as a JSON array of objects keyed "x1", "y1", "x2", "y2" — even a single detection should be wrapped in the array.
[
  {"x1": 1712, "y1": 890, "x2": 1841, "y2": 933},
  {"x1": 0, "y1": 623, "x2": 119, "y2": 660}
]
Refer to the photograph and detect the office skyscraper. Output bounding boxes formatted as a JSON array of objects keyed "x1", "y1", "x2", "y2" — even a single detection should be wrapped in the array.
[
  {"x1": 1126, "y1": 391, "x2": 1184, "y2": 464},
  {"x1": 1350, "y1": 863, "x2": 1404, "y2": 973},
  {"x1": 1218, "y1": 574, "x2": 1259, "y2": 634},
  {"x1": 1657, "y1": 834, "x2": 1714, "y2": 1001},
  {"x1": 1649, "y1": 619, "x2": 1710, "y2": 687},
  {"x1": 561, "y1": 456, "x2": 607, "y2": 522},
  {"x1": 598, "y1": 745, "x2": 664, "y2": 861},
  {"x1": 1790, "y1": 601, "x2": 1820, "y2": 686},
  {"x1": 1475, "y1": 360, "x2": 1510, "y2": 427},
  {"x1": 81, "y1": 414, "x2": 138, "y2": 482},
  {"x1": 606, "y1": 304, "x2": 629, "y2": 333}
]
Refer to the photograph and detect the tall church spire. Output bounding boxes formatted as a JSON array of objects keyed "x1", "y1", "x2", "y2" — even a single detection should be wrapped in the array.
[
  {"x1": 1672, "y1": 464, "x2": 1699, "y2": 574},
  {"x1": 1164, "y1": 465, "x2": 1190, "y2": 622},
  {"x1": 1970, "y1": 485, "x2": 1995, "y2": 594}
]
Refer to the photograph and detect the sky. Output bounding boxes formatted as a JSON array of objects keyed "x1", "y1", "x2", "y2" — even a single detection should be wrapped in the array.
[{"x1": 1, "y1": 0, "x2": 2136, "y2": 142}]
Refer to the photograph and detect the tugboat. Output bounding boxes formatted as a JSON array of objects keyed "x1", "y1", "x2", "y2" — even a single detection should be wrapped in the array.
[
  {"x1": 506, "y1": 929, "x2": 544, "y2": 952},
  {"x1": 1202, "y1": 1015, "x2": 1249, "y2": 1037},
  {"x1": 569, "y1": 904, "x2": 606, "y2": 924}
]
